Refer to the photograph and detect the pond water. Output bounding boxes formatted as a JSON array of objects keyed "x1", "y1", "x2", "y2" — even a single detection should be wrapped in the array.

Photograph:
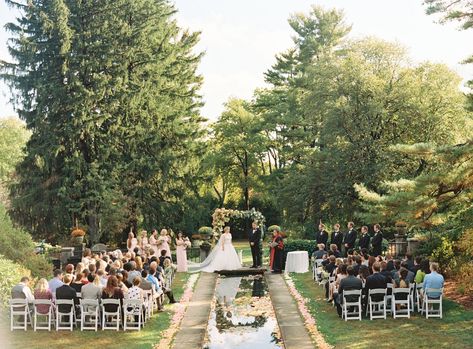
[{"x1": 203, "y1": 275, "x2": 284, "y2": 349}]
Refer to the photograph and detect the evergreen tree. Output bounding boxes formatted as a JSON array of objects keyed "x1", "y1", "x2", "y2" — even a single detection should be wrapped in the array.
[{"x1": 2, "y1": 0, "x2": 204, "y2": 243}]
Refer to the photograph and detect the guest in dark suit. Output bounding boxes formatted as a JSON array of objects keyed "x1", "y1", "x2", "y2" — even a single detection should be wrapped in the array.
[
  {"x1": 380, "y1": 261, "x2": 393, "y2": 283},
  {"x1": 371, "y1": 224, "x2": 383, "y2": 256},
  {"x1": 248, "y1": 222, "x2": 262, "y2": 268},
  {"x1": 330, "y1": 224, "x2": 344, "y2": 252},
  {"x1": 55, "y1": 274, "x2": 78, "y2": 313},
  {"x1": 335, "y1": 265, "x2": 363, "y2": 317},
  {"x1": 343, "y1": 222, "x2": 357, "y2": 255},
  {"x1": 315, "y1": 223, "x2": 329, "y2": 250},
  {"x1": 365, "y1": 262, "x2": 388, "y2": 306},
  {"x1": 358, "y1": 226, "x2": 370, "y2": 250}
]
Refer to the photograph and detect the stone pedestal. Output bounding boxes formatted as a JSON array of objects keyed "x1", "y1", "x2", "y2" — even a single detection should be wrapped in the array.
[
  {"x1": 407, "y1": 238, "x2": 420, "y2": 255},
  {"x1": 200, "y1": 248, "x2": 210, "y2": 262},
  {"x1": 60, "y1": 247, "x2": 75, "y2": 266}
]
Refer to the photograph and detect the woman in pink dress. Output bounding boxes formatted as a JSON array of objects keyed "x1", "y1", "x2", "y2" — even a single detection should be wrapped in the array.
[
  {"x1": 139, "y1": 230, "x2": 149, "y2": 252},
  {"x1": 159, "y1": 229, "x2": 172, "y2": 260},
  {"x1": 148, "y1": 229, "x2": 160, "y2": 257},
  {"x1": 176, "y1": 232, "x2": 190, "y2": 272}
]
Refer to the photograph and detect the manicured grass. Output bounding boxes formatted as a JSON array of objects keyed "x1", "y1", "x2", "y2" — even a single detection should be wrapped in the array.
[
  {"x1": 3, "y1": 273, "x2": 191, "y2": 349},
  {"x1": 291, "y1": 272, "x2": 473, "y2": 349},
  {"x1": 233, "y1": 240, "x2": 270, "y2": 266}
]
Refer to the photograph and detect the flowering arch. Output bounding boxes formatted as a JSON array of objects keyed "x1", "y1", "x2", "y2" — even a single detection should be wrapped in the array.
[{"x1": 211, "y1": 208, "x2": 266, "y2": 237}]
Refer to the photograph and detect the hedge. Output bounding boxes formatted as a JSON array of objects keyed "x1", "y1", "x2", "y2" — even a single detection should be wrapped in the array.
[{"x1": 0, "y1": 255, "x2": 31, "y2": 307}]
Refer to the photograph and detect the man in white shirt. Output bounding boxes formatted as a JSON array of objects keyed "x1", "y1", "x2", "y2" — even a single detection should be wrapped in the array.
[
  {"x1": 48, "y1": 269, "x2": 64, "y2": 298},
  {"x1": 11, "y1": 276, "x2": 34, "y2": 302}
]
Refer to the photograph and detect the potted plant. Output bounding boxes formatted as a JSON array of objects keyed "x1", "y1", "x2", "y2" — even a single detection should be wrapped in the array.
[
  {"x1": 198, "y1": 226, "x2": 214, "y2": 241},
  {"x1": 71, "y1": 228, "x2": 86, "y2": 245},
  {"x1": 191, "y1": 234, "x2": 202, "y2": 248}
]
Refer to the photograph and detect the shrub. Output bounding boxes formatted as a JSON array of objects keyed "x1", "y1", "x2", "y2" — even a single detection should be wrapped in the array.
[
  {"x1": 0, "y1": 203, "x2": 52, "y2": 278},
  {"x1": 0, "y1": 255, "x2": 31, "y2": 307},
  {"x1": 431, "y1": 236, "x2": 456, "y2": 274},
  {"x1": 284, "y1": 239, "x2": 317, "y2": 259}
]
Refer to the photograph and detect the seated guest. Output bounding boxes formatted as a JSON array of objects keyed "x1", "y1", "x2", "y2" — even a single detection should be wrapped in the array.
[
  {"x1": 404, "y1": 253, "x2": 415, "y2": 273},
  {"x1": 330, "y1": 244, "x2": 341, "y2": 258},
  {"x1": 116, "y1": 273, "x2": 129, "y2": 293},
  {"x1": 70, "y1": 272, "x2": 85, "y2": 293},
  {"x1": 347, "y1": 249, "x2": 354, "y2": 258},
  {"x1": 135, "y1": 256, "x2": 144, "y2": 272},
  {"x1": 81, "y1": 248, "x2": 93, "y2": 267},
  {"x1": 81, "y1": 274, "x2": 103, "y2": 300},
  {"x1": 139, "y1": 269, "x2": 153, "y2": 291},
  {"x1": 97, "y1": 269, "x2": 108, "y2": 287},
  {"x1": 391, "y1": 260, "x2": 402, "y2": 283},
  {"x1": 33, "y1": 278, "x2": 53, "y2": 314},
  {"x1": 415, "y1": 259, "x2": 430, "y2": 284},
  {"x1": 322, "y1": 251, "x2": 334, "y2": 267},
  {"x1": 358, "y1": 265, "x2": 370, "y2": 284},
  {"x1": 334, "y1": 265, "x2": 362, "y2": 317},
  {"x1": 48, "y1": 269, "x2": 64, "y2": 298},
  {"x1": 329, "y1": 263, "x2": 347, "y2": 302},
  {"x1": 126, "y1": 262, "x2": 141, "y2": 285},
  {"x1": 385, "y1": 254, "x2": 394, "y2": 271},
  {"x1": 394, "y1": 268, "x2": 410, "y2": 288},
  {"x1": 423, "y1": 262, "x2": 444, "y2": 299},
  {"x1": 101, "y1": 276, "x2": 124, "y2": 312},
  {"x1": 88, "y1": 263, "x2": 97, "y2": 276},
  {"x1": 365, "y1": 262, "x2": 387, "y2": 304},
  {"x1": 64, "y1": 264, "x2": 75, "y2": 282},
  {"x1": 81, "y1": 269, "x2": 90, "y2": 284},
  {"x1": 11, "y1": 276, "x2": 34, "y2": 302},
  {"x1": 126, "y1": 277, "x2": 145, "y2": 321},
  {"x1": 413, "y1": 256, "x2": 423, "y2": 274},
  {"x1": 56, "y1": 274, "x2": 78, "y2": 312},
  {"x1": 324, "y1": 255, "x2": 337, "y2": 275},
  {"x1": 162, "y1": 259, "x2": 177, "y2": 304},
  {"x1": 368, "y1": 256, "x2": 376, "y2": 274},
  {"x1": 159, "y1": 250, "x2": 171, "y2": 268},
  {"x1": 121, "y1": 270, "x2": 133, "y2": 288},
  {"x1": 353, "y1": 256, "x2": 362, "y2": 276},
  {"x1": 401, "y1": 261, "x2": 415, "y2": 284},
  {"x1": 147, "y1": 262, "x2": 162, "y2": 293},
  {"x1": 380, "y1": 261, "x2": 393, "y2": 283},
  {"x1": 312, "y1": 244, "x2": 327, "y2": 260}
]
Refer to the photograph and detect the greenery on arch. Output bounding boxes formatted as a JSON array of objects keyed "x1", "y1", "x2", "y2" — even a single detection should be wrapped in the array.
[{"x1": 211, "y1": 208, "x2": 266, "y2": 237}]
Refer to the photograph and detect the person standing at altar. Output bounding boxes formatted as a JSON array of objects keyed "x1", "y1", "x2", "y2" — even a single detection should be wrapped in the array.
[
  {"x1": 343, "y1": 222, "x2": 357, "y2": 256},
  {"x1": 269, "y1": 228, "x2": 284, "y2": 273},
  {"x1": 358, "y1": 226, "x2": 370, "y2": 251},
  {"x1": 139, "y1": 230, "x2": 149, "y2": 253},
  {"x1": 159, "y1": 229, "x2": 172, "y2": 260},
  {"x1": 371, "y1": 224, "x2": 383, "y2": 257},
  {"x1": 127, "y1": 230, "x2": 138, "y2": 253},
  {"x1": 316, "y1": 223, "x2": 329, "y2": 250},
  {"x1": 248, "y1": 221, "x2": 262, "y2": 268},
  {"x1": 330, "y1": 223, "x2": 344, "y2": 252},
  {"x1": 148, "y1": 229, "x2": 160, "y2": 257},
  {"x1": 176, "y1": 232, "x2": 191, "y2": 272}
]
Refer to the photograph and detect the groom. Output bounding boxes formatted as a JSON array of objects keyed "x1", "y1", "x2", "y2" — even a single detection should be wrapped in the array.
[{"x1": 248, "y1": 221, "x2": 262, "y2": 268}]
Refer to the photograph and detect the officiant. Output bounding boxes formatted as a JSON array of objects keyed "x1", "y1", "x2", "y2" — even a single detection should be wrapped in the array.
[{"x1": 269, "y1": 228, "x2": 284, "y2": 273}]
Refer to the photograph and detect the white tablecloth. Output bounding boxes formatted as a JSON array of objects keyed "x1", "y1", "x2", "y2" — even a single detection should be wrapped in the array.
[{"x1": 285, "y1": 251, "x2": 309, "y2": 273}]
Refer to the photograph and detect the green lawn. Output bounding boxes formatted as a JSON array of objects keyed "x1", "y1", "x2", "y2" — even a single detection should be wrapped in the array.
[
  {"x1": 3, "y1": 273, "x2": 191, "y2": 349},
  {"x1": 291, "y1": 272, "x2": 473, "y2": 349}
]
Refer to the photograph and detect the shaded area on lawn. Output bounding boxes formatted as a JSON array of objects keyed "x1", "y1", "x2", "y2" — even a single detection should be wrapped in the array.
[
  {"x1": 2, "y1": 273, "x2": 190, "y2": 349},
  {"x1": 291, "y1": 272, "x2": 473, "y2": 349}
]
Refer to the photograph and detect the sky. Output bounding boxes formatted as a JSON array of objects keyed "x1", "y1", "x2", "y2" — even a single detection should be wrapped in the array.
[{"x1": 0, "y1": 0, "x2": 472, "y2": 121}]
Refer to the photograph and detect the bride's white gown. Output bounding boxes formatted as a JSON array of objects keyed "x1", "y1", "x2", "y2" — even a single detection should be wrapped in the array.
[{"x1": 189, "y1": 233, "x2": 242, "y2": 273}]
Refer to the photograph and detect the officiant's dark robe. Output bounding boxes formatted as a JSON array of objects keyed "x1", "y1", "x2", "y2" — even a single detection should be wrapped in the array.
[{"x1": 270, "y1": 234, "x2": 284, "y2": 273}]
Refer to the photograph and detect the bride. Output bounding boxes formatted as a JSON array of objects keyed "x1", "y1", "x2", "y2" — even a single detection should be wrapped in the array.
[{"x1": 189, "y1": 226, "x2": 241, "y2": 273}]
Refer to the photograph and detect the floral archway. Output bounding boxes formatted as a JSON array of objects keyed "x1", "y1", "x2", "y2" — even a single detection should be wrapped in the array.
[{"x1": 211, "y1": 208, "x2": 266, "y2": 238}]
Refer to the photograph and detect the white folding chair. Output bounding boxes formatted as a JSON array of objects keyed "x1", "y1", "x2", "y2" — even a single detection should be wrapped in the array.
[
  {"x1": 342, "y1": 290, "x2": 362, "y2": 321},
  {"x1": 101, "y1": 299, "x2": 121, "y2": 331},
  {"x1": 367, "y1": 289, "x2": 387, "y2": 320},
  {"x1": 415, "y1": 283, "x2": 424, "y2": 313},
  {"x1": 392, "y1": 288, "x2": 410, "y2": 319},
  {"x1": 123, "y1": 299, "x2": 143, "y2": 331},
  {"x1": 423, "y1": 288, "x2": 443, "y2": 319},
  {"x1": 55, "y1": 299, "x2": 75, "y2": 331},
  {"x1": 142, "y1": 290, "x2": 153, "y2": 320},
  {"x1": 409, "y1": 283, "x2": 416, "y2": 313},
  {"x1": 80, "y1": 299, "x2": 100, "y2": 331},
  {"x1": 9, "y1": 299, "x2": 32, "y2": 331},
  {"x1": 33, "y1": 299, "x2": 54, "y2": 331},
  {"x1": 385, "y1": 283, "x2": 393, "y2": 314}
]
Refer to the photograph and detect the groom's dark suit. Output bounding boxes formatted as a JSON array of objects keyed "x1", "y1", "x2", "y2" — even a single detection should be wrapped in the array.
[{"x1": 248, "y1": 228, "x2": 262, "y2": 267}]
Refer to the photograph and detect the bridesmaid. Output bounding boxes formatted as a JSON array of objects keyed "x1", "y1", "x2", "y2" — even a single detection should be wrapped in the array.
[
  {"x1": 127, "y1": 230, "x2": 138, "y2": 253},
  {"x1": 159, "y1": 229, "x2": 172, "y2": 260},
  {"x1": 148, "y1": 229, "x2": 160, "y2": 257},
  {"x1": 175, "y1": 232, "x2": 189, "y2": 272},
  {"x1": 140, "y1": 230, "x2": 149, "y2": 252}
]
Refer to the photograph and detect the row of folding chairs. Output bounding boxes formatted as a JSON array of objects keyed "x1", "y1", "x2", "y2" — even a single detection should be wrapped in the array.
[{"x1": 10, "y1": 287, "x2": 164, "y2": 332}]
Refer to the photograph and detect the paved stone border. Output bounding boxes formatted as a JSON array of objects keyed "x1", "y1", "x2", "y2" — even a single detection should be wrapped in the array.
[
  {"x1": 171, "y1": 272, "x2": 217, "y2": 349},
  {"x1": 266, "y1": 273, "x2": 316, "y2": 349}
]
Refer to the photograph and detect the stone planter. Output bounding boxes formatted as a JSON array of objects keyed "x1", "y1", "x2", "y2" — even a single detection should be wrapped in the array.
[
  {"x1": 71, "y1": 236, "x2": 84, "y2": 245},
  {"x1": 407, "y1": 238, "x2": 421, "y2": 255}
]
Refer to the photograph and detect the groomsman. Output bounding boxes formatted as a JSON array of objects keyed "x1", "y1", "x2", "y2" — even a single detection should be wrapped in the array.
[
  {"x1": 248, "y1": 221, "x2": 262, "y2": 268},
  {"x1": 330, "y1": 224, "x2": 344, "y2": 252},
  {"x1": 371, "y1": 224, "x2": 383, "y2": 257},
  {"x1": 343, "y1": 222, "x2": 357, "y2": 254},
  {"x1": 359, "y1": 226, "x2": 370, "y2": 250},
  {"x1": 315, "y1": 223, "x2": 329, "y2": 249}
]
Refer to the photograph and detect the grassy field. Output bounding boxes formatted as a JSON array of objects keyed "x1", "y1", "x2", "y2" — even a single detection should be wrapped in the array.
[
  {"x1": 3, "y1": 273, "x2": 191, "y2": 349},
  {"x1": 291, "y1": 272, "x2": 473, "y2": 349}
]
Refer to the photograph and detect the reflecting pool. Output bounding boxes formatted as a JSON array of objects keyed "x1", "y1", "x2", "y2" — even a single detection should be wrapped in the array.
[{"x1": 203, "y1": 275, "x2": 284, "y2": 349}]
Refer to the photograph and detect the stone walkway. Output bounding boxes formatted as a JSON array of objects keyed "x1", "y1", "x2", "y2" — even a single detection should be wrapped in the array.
[
  {"x1": 266, "y1": 273, "x2": 316, "y2": 349},
  {"x1": 171, "y1": 272, "x2": 217, "y2": 349}
]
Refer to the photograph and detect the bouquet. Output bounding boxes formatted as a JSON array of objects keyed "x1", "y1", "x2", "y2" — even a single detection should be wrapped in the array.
[{"x1": 184, "y1": 237, "x2": 192, "y2": 249}]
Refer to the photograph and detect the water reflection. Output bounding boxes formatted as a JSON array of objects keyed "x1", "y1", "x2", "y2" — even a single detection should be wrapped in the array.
[{"x1": 204, "y1": 275, "x2": 284, "y2": 349}]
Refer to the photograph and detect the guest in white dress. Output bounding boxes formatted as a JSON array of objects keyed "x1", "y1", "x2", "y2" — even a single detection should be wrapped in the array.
[{"x1": 127, "y1": 231, "x2": 138, "y2": 253}]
